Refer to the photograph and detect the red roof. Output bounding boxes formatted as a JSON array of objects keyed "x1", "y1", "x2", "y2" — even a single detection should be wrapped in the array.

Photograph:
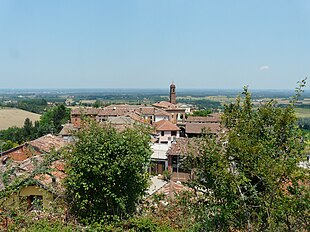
[
  {"x1": 157, "y1": 181, "x2": 192, "y2": 198},
  {"x1": 167, "y1": 138, "x2": 197, "y2": 156},
  {"x1": 186, "y1": 113, "x2": 222, "y2": 123},
  {"x1": 140, "y1": 107, "x2": 155, "y2": 115},
  {"x1": 1, "y1": 134, "x2": 67, "y2": 162},
  {"x1": 153, "y1": 101, "x2": 176, "y2": 109},
  {"x1": 30, "y1": 134, "x2": 67, "y2": 153},
  {"x1": 97, "y1": 108, "x2": 130, "y2": 116},
  {"x1": 71, "y1": 107, "x2": 100, "y2": 115},
  {"x1": 127, "y1": 112, "x2": 146, "y2": 124},
  {"x1": 154, "y1": 108, "x2": 170, "y2": 116},
  {"x1": 185, "y1": 123, "x2": 221, "y2": 134},
  {"x1": 155, "y1": 120, "x2": 180, "y2": 131}
]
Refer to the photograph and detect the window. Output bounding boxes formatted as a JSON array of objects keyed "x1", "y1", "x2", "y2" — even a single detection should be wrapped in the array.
[
  {"x1": 161, "y1": 131, "x2": 164, "y2": 136},
  {"x1": 171, "y1": 131, "x2": 177, "y2": 136},
  {"x1": 27, "y1": 195, "x2": 43, "y2": 210}
]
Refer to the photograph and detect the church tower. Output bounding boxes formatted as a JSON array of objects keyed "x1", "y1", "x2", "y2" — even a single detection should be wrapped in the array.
[{"x1": 170, "y1": 82, "x2": 176, "y2": 104}]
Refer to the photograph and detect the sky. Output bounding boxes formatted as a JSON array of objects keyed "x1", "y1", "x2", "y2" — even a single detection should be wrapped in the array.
[{"x1": 0, "y1": 0, "x2": 309, "y2": 90}]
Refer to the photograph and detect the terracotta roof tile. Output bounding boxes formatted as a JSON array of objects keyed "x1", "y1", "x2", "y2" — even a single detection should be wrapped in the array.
[
  {"x1": 105, "y1": 104, "x2": 140, "y2": 111},
  {"x1": 187, "y1": 113, "x2": 222, "y2": 123},
  {"x1": 167, "y1": 138, "x2": 197, "y2": 156},
  {"x1": 153, "y1": 101, "x2": 176, "y2": 109},
  {"x1": 30, "y1": 134, "x2": 67, "y2": 153},
  {"x1": 127, "y1": 112, "x2": 146, "y2": 124},
  {"x1": 139, "y1": 107, "x2": 155, "y2": 115},
  {"x1": 155, "y1": 120, "x2": 180, "y2": 131},
  {"x1": 71, "y1": 107, "x2": 100, "y2": 115},
  {"x1": 185, "y1": 123, "x2": 220, "y2": 134},
  {"x1": 0, "y1": 155, "x2": 67, "y2": 193},
  {"x1": 59, "y1": 123, "x2": 78, "y2": 136},
  {"x1": 154, "y1": 108, "x2": 170, "y2": 116},
  {"x1": 157, "y1": 181, "x2": 192, "y2": 197},
  {"x1": 97, "y1": 108, "x2": 130, "y2": 116}
]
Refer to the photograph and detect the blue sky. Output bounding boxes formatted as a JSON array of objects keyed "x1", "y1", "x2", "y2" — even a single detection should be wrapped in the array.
[{"x1": 0, "y1": 0, "x2": 309, "y2": 89}]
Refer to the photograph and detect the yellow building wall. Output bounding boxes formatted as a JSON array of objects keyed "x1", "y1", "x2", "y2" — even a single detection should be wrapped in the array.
[{"x1": 19, "y1": 185, "x2": 54, "y2": 209}]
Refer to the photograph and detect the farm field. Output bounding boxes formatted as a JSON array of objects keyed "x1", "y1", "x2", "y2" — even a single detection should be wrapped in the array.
[
  {"x1": 0, "y1": 108, "x2": 41, "y2": 130},
  {"x1": 295, "y1": 108, "x2": 310, "y2": 118}
]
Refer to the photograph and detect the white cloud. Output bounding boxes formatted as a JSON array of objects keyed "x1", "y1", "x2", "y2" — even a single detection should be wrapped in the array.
[{"x1": 259, "y1": 65, "x2": 269, "y2": 71}]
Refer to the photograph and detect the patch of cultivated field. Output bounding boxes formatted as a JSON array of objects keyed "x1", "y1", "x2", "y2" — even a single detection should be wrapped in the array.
[
  {"x1": 295, "y1": 108, "x2": 310, "y2": 118},
  {"x1": 0, "y1": 108, "x2": 41, "y2": 130}
]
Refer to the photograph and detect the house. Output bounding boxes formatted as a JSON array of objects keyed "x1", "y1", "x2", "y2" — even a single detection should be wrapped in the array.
[
  {"x1": 1, "y1": 134, "x2": 67, "y2": 162},
  {"x1": 58, "y1": 123, "x2": 78, "y2": 142},
  {"x1": 150, "y1": 143, "x2": 170, "y2": 175},
  {"x1": 96, "y1": 108, "x2": 132, "y2": 122},
  {"x1": 185, "y1": 113, "x2": 222, "y2": 137},
  {"x1": 71, "y1": 107, "x2": 100, "y2": 128},
  {"x1": 152, "y1": 102, "x2": 186, "y2": 124},
  {"x1": 100, "y1": 116, "x2": 138, "y2": 131},
  {"x1": 138, "y1": 107, "x2": 170, "y2": 124},
  {"x1": 166, "y1": 138, "x2": 197, "y2": 182},
  {"x1": 0, "y1": 155, "x2": 66, "y2": 210},
  {"x1": 154, "y1": 120, "x2": 180, "y2": 143}
]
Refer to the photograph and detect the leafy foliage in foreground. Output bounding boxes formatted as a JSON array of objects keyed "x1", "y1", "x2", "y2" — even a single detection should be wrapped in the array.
[
  {"x1": 65, "y1": 120, "x2": 152, "y2": 223},
  {"x1": 185, "y1": 85, "x2": 309, "y2": 231}
]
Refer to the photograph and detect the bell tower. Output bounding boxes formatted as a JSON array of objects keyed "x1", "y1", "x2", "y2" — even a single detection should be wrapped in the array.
[{"x1": 170, "y1": 82, "x2": 176, "y2": 104}]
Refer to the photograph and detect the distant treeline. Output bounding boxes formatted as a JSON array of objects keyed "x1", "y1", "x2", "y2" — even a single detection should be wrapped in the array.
[
  {"x1": 3, "y1": 98, "x2": 48, "y2": 114},
  {"x1": 178, "y1": 99, "x2": 222, "y2": 110}
]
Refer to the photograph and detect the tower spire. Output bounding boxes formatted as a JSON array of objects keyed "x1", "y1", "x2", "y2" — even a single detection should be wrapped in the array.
[{"x1": 170, "y1": 82, "x2": 176, "y2": 104}]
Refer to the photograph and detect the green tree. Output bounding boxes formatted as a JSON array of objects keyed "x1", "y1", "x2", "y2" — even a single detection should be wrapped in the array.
[
  {"x1": 186, "y1": 84, "x2": 309, "y2": 231},
  {"x1": 65, "y1": 120, "x2": 152, "y2": 223},
  {"x1": 0, "y1": 140, "x2": 18, "y2": 151},
  {"x1": 0, "y1": 126, "x2": 24, "y2": 144},
  {"x1": 191, "y1": 109, "x2": 212, "y2": 117},
  {"x1": 93, "y1": 100, "x2": 101, "y2": 108},
  {"x1": 39, "y1": 104, "x2": 71, "y2": 135},
  {"x1": 23, "y1": 118, "x2": 34, "y2": 140}
]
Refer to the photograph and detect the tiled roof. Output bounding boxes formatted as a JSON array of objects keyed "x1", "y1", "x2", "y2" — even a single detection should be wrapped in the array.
[
  {"x1": 71, "y1": 107, "x2": 100, "y2": 115},
  {"x1": 59, "y1": 123, "x2": 78, "y2": 136},
  {"x1": 16, "y1": 155, "x2": 45, "y2": 174},
  {"x1": 186, "y1": 113, "x2": 222, "y2": 123},
  {"x1": 105, "y1": 116, "x2": 135, "y2": 125},
  {"x1": 154, "y1": 108, "x2": 170, "y2": 116},
  {"x1": 1, "y1": 134, "x2": 67, "y2": 162},
  {"x1": 139, "y1": 107, "x2": 155, "y2": 115},
  {"x1": 97, "y1": 108, "x2": 130, "y2": 116},
  {"x1": 155, "y1": 120, "x2": 180, "y2": 131},
  {"x1": 0, "y1": 155, "x2": 66, "y2": 194},
  {"x1": 185, "y1": 123, "x2": 220, "y2": 134},
  {"x1": 167, "y1": 138, "x2": 196, "y2": 156},
  {"x1": 34, "y1": 159, "x2": 66, "y2": 193},
  {"x1": 153, "y1": 101, "x2": 176, "y2": 109},
  {"x1": 139, "y1": 107, "x2": 170, "y2": 117},
  {"x1": 127, "y1": 112, "x2": 146, "y2": 124},
  {"x1": 1, "y1": 144, "x2": 40, "y2": 161},
  {"x1": 157, "y1": 181, "x2": 192, "y2": 198},
  {"x1": 105, "y1": 104, "x2": 140, "y2": 111},
  {"x1": 30, "y1": 134, "x2": 67, "y2": 153}
]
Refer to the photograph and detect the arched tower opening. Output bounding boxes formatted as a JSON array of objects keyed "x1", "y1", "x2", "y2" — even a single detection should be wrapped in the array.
[{"x1": 170, "y1": 82, "x2": 176, "y2": 104}]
